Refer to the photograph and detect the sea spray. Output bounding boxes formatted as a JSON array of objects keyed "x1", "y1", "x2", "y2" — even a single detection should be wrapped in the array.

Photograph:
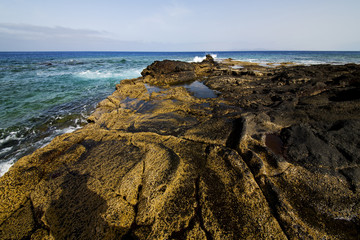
[{"x1": 192, "y1": 54, "x2": 218, "y2": 62}]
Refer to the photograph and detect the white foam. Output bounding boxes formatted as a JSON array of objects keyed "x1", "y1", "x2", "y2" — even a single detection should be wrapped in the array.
[
  {"x1": 192, "y1": 56, "x2": 206, "y2": 63},
  {"x1": 192, "y1": 54, "x2": 217, "y2": 63},
  {"x1": 120, "y1": 68, "x2": 142, "y2": 79},
  {"x1": 36, "y1": 71, "x2": 71, "y2": 77},
  {"x1": 0, "y1": 158, "x2": 16, "y2": 177},
  {"x1": 39, "y1": 125, "x2": 82, "y2": 149},
  {"x1": 0, "y1": 124, "x2": 85, "y2": 177},
  {"x1": 298, "y1": 60, "x2": 326, "y2": 65},
  {"x1": 77, "y1": 69, "x2": 142, "y2": 79},
  {"x1": 0, "y1": 132, "x2": 23, "y2": 145},
  {"x1": 0, "y1": 127, "x2": 78, "y2": 177},
  {"x1": 56, "y1": 125, "x2": 82, "y2": 134},
  {"x1": 0, "y1": 147, "x2": 13, "y2": 155},
  {"x1": 77, "y1": 70, "x2": 118, "y2": 79},
  {"x1": 37, "y1": 68, "x2": 143, "y2": 80}
]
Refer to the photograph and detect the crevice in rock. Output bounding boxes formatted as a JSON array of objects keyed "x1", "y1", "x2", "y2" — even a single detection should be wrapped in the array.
[
  {"x1": 24, "y1": 197, "x2": 50, "y2": 240},
  {"x1": 339, "y1": 169, "x2": 357, "y2": 194},
  {"x1": 127, "y1": 123, "x2": 136, "y2": 133},
  {"x1": 223, "y1": 116, "x2": 292, "y2": 237},
  {"x1": 260, "y1": 179, "x2": 291, "y2": 240},
  {"x1": 168, "y1": 224, "x2": 192, "y2": 239},
  {"x1": 142, "y1": 159, "x2": 146, "y2": 175},
  {"x1": 165, "y1": 174, "x2": 200, "y2": 239},
  {"x1": 205, "y1": 145, "x2": 211, "y2": 156},
  {"x1": 226, "y1": 118, "x2": 245, "y2": 150},
  {"x1": 121, "y1": 160, "x2": 146, "y2": 239},
  {"x1": 336, "y1": 146, "x2": 354, "y2": 163},
  {"x1": 207, "y1": 114, "x2": 292, "y2": 238},
  {"x1": 238, "y1": 150, "x2": 290, "y2": 239},
  {"x1": 23, "y1": 199, "x2": 37, "y2": 240},
  {"x1": 168, "y1": 176, "x2": 213, "y2": 240},
  {"x1": 195, "y1": 176, "x2": 213, "y2": 240},
  {"x1": 168, "y1": 187, "x2": 196, "y2": 239}
]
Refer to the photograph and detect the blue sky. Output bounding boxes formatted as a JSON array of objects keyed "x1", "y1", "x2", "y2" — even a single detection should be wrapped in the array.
[{"x1": 0, "y1": 0, "x2": 359, "y2": 51}]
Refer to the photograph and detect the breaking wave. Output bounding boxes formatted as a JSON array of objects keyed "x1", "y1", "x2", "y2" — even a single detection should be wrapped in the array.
[
  {"x1": 76, "y1": 69, "x2": 142, "y2": 79},
  {"x1": 192, "y1": 54, "x2": 218, "y2": 63}
]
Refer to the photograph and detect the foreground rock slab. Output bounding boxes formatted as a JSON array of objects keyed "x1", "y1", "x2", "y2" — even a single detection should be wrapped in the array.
[{"x1": 1, "y1": 57, "x2": 359, "y2": 239}]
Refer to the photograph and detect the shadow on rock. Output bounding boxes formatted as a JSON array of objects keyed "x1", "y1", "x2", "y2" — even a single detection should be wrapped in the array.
[{"x1": 44, "y1": 171, "x2": 123, "y2": 239}]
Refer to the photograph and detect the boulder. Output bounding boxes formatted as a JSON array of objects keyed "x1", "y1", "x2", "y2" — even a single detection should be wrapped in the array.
[{"x1": 141, "y1": 60, "x2": 196, "y2": 86}]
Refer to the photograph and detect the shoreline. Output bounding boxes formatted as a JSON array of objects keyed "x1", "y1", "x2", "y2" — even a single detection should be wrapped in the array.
[
  {"x1": 0, "y1": 56, "x2": 359, "y2": 239},
  {"x1": 2, "y1": 54, "x2": 355, "y2": 178}
]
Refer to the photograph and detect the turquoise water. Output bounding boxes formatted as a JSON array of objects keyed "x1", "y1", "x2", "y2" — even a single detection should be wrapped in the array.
[{"x1": 1, "y1": 51, "x2": 360, "y2": 175}]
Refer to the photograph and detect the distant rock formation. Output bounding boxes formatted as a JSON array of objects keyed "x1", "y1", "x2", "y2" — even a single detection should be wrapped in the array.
[
  {"x1": 0, "y1": 58, "x2": 359, "y2": 239},
  {"x1": 141, "y1": 60, "x2": 196, "y2": 85}
]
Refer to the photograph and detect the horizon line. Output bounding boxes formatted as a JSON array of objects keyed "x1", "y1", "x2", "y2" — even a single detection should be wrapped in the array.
[{"x1": 1, "y1": 50, "x2": 360, "y2": 53}]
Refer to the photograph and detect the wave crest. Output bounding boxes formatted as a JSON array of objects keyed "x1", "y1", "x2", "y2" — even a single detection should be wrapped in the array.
[
  {"x1": 192, "y1": 54, "x2": 217, "y2": 63},
  {"x1": 76, "y1": 69, "x2": 142, "y2": 79},
  {"x1": 77, "y1": 70, "x2": 120, "y2": 79}
]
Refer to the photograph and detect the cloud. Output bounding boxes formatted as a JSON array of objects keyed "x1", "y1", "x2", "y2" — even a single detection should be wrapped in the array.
[
  {"x1": 0, "y1": 23, "x2": 134, "y2": 51},
  {"x1": 0, "y1": 23, "x2": 288, "y2": 51},
  {"x1": 0, "y1": 23, "x2": 201, "y2": 51},
  {"x1": 0, "y1": 23, "x2": 109, "y2": 40}
]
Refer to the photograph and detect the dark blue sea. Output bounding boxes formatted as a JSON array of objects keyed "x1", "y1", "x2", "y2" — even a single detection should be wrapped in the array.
[{"x1": 1, "y1": 51, "x2": 360, "y2": 175}]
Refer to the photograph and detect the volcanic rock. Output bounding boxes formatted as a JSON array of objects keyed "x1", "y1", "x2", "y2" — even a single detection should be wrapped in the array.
[
  {"x1": 0, "y1": 58, "x2": 359, "y2": 239},
  {"x1": 141, "y1": 60, "x2": 196, "y2": 85}
]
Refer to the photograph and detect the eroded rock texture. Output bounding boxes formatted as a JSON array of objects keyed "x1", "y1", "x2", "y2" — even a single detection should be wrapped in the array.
[{"x1": 0, "y1": 56, "x2": 359, "y2": 239}]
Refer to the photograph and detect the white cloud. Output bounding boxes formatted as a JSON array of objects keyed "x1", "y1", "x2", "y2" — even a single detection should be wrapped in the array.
[
  {"x1": 0, "y1": 23, "x2": 109, "y2": 39},
  {"x1": 0, "y1": 22, "x2": 211, "y2": 51},
  {"x1": 0, "y1": 23, "x2": 135, "y2": 51}
]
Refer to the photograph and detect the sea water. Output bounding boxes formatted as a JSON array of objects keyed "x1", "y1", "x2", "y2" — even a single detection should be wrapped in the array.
[{"x1": 1, "y1": 51, "x2": 360, "y2": 176}]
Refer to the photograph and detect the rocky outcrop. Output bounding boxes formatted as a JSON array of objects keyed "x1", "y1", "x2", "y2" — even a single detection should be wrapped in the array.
[
  {"x1": 141, "y1": 55, "x2": 220, "y2": 86},
  {"x1": 0, "y1": 57, "x2": 359, "y2": 239},
  {"x1": 141, "y1": 60, "x2": 196, "y2": 85}
]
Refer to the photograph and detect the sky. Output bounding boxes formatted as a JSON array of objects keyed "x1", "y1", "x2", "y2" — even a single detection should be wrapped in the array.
[{"x1": 0, "y1": 0, "x2": 359, "y2": 51}]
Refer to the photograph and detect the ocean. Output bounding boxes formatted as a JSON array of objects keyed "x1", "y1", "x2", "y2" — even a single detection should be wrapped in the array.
[{"x1": 1, "y1": 51, "x2": 360, "y2": 176}]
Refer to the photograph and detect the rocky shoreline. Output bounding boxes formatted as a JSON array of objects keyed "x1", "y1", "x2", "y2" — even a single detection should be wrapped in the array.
[{"x1": 1, "y1": 56, "x2": 359, "y2": 239}]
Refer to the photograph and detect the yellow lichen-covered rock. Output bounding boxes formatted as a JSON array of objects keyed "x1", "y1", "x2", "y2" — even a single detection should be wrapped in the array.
[{"x1": 0, "y1": 199, "x2": 36, "y2": 240}]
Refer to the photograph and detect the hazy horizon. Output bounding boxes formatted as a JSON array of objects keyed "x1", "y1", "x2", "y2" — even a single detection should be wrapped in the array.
[
  {"x1": 2, "y1": 49, "x2": 359, "y2": 53},
  {"x1": 1, "y1": 0, "x2": 359, "y2": 51}
]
